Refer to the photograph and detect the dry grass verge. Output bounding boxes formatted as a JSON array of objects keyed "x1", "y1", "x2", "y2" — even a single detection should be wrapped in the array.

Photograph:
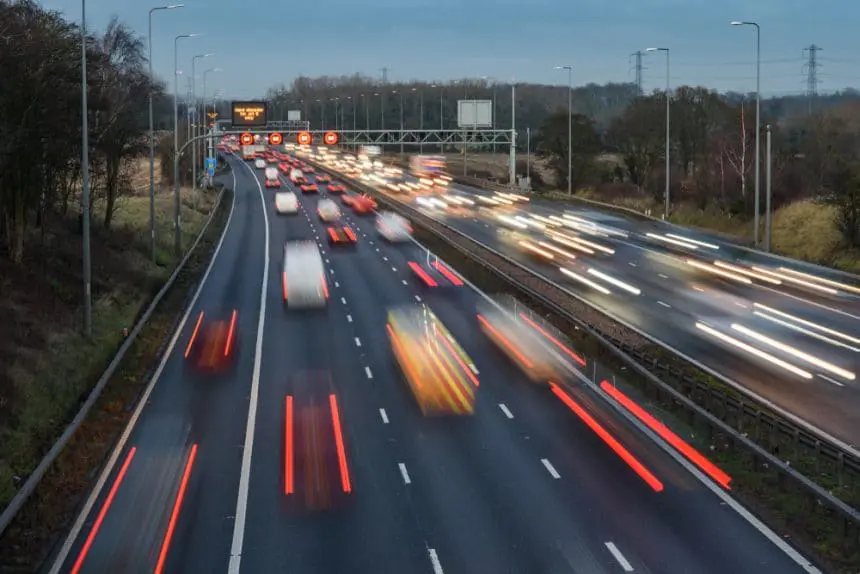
[{"x1": 0, "y1": 176, "x2": 230, "y2": 571}]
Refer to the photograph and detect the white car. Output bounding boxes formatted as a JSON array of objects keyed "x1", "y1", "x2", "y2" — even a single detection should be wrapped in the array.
[
  {"x1": 274, "y1": 191, "x2": 299, "y2": 214},
  {"x1": 283, "y1": 241, "x2": 328, "y2": 308},
  {"x1": 317, "y1": 198, "x2": 341, "y2": 222},
  {"x1": 254, "y1": 158, "x2": 266, "y2": 169},
  {"x1": 377, "y1": 211, "x2": 411, "y2": 242}
]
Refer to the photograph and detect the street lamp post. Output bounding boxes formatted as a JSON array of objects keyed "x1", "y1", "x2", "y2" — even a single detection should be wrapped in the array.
[
  {"x1": 647, "y1": 47, "x2": 671, "y2": 219},
  {"x1": 202, "y1": 67, "x2": 221, "y2": 183},
  {"x1": 731, "y1": 20, "x2": 762, "y2": 246},
  {"x1": 191, "y1": 53, "x2": 212, "y2": 191},
  {"x1": 174, "y1": 33, "x2": 198, "y2": 258},
  {"x1": 81, "y1": 0, "x2": 92, "y2": 335},
  {"x1": 147, "y1": 3, "x2": 183, "y2": 264},
  {"x1": 553, "y1": 66, "x2": 572, "y2": 195}
]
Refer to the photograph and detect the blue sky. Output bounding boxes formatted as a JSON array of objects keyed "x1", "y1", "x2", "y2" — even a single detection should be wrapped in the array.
[{"x1": 40, "y1": 0, "x2": 860, "y2": 98}]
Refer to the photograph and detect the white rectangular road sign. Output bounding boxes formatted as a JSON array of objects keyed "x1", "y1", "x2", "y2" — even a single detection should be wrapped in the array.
[
  {"x1": 287, "y1": 110, "x2": 302, "y2": 121},
  {"x1": 457, "y1": 100, "x2": 493, "y2": 128}
]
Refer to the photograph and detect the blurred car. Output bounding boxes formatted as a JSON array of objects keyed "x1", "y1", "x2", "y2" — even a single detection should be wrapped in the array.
[
  {"x1": 286, "y1": 371, "x2": 352, "y2": 510},
  {"x1": 317, "y1": 198, "x2": 341, "y2": 222},
  {"x1": 376, "y1": 211, "x2": 411, "y2": 242},
  {"x1": 278, "y1": 162, "x2": 291, "y2": 173},
  {"x1": 290, "y1": 168, "x2": 306, "y2": 184},
  {"x1": 351, "y1": 194, "x2": 377, "y2": 214},
  {"x1": 265, "y1": 178, "x2": 281, "y2": 188},
  {"x1": 301, "y1": 183, "x2": 319, "y2": 193},
  {"x1": 407, "y1": 256, "x2": 464, "y2": 288},
  {"x1": 386, "y1": 304, "x2": 478, "y2": 415},
  {"x1": 274, "y1": 191, "x2": 299, "y2": 214},
  {"x1": 254, "y1": 158, "x2": 266, "y2": 169},
  {"x1": 301, "y1": 166, "x2": 316, "y2": 174},
  {"x1": 326, "y1": 225, "x2": 357, "y2": 246},
  {"x1": 340, "y1": 192, "x2": 356, "y2": 206},
  {"x1": 283, "y1": 241, "x2": 328, "y2": 308},
  {"x1": 316, "y1": 174, "x2": 331, "y2": 183},
  {"x1": 328, "y1": 183, "x2": 346, "y2": 193},
  {"x1": 184, "y1": 310, "x2": 238, "y2": 373},
  {"x1": 476, "y1": 299, "x2": 573, "y2": 384}
]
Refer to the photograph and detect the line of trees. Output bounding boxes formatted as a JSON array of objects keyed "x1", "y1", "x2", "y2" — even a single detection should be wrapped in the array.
[
  {"x1": 0, "y1": 0, "x2": 167, "y2": 265},
  {"x1": 533, "y1": 87, "x2": 860, "y2": 247}
]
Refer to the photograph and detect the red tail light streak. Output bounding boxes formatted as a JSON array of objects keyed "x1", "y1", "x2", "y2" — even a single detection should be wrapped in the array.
[
  {"x1": 285, "y1": 395, "x2": 294, "y2": 494},
  {"x1": 431, "y1": 261, "x2": 463, "y2": 285},
  {"x1": 329, "y1": 394, "x2": 352, "y2": 492},
  {"x1": 155, "y1": 444, "x2": 199, "y2": 574},
  {"x1": 550, "y1": 383, "x2": 664, "y2": 492},
  {"x1": 477, "y1": 314, "x2": 534, "y2": 369},
  {"x1": 408, "y1": 261, "x2": 438, "y2": 287},
  {"x1": 71, "y1": 448, "x2": 137, "y2": 574},
  {"x1": 518, "y1": 313, "x2": 587, "y2": 367},
  {"x1": 184, "y1": 311, "x2": 205, "y2": 358},
  {"x1": 223, "y1": 310, "x2": 238, "y2": 356},
  {"x1": 600, "y1": 381, "x2": 731, "y2": 489}
]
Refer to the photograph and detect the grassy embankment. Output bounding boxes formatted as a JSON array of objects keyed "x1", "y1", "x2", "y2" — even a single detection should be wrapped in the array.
[{"x1": 0, "y1": 159, "x2": 232, "y2": 571}]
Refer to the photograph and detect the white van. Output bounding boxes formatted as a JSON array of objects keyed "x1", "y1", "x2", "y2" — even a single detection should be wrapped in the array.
[
  {"x1": 274, "y1": 192, "x2": 299, "y2": 215},
  {"x1": 282, "y1": 241, "x2": 328, "y2": 309},
  {"x1": 254, "y1": 158, "x2": 266, "y2": 169}
]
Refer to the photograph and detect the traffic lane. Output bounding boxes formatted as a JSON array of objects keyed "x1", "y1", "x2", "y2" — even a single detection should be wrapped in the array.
[
  {"x1": 324, "y1": 243, "x2": 628, "y2": 573},
  {"x1": 334, "y1": 203, "x2": 816, "y2": 572},
  {"x1": 427, "y1": 296, "x2": 812, "y2": 573},
  {"x1": 447, "y1": 215, "x2": 860, "y2": 385},
  {"x1": 330, "y1": 211, "x2": 803, "y2": 573},
  {"x1": 56, "y1": 159, "x2": 266, "y2": 574},
  {"x1": 241, "y1": 161, "x2": 432, "y2": 574}
]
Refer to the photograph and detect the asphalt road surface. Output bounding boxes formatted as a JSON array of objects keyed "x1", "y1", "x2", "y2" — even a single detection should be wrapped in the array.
[
  {"x1": 46, "y1": 155, "x2": 819, "y2": 574},
  {"x1": 347, "y1": 166, "x2": 860, "y2": 449}
]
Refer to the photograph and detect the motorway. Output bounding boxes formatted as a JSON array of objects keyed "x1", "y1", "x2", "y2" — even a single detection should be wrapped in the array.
[
  {"x1": 46, "y1": 153, "x2": 818, "y2": 573},
  {"x1": 324, "y1": 155, "x2": 860, "y2": 448}
]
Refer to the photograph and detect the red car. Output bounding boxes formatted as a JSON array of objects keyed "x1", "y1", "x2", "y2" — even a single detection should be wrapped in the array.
[
  {"x1": 301, "y1": 183, "x2": 319, "y2": 193},
  {"x1": 327, "y1": 183, "x2": 346, "y2": 193},
  {"x1": 316, "y1": 174, "x2": 331, "y2": 183},
  {"x1": 301, "y1": 166, "x2": 316, "y2": 174},
  {"x1": 407, "y1": 259, "x2": 464, "y2": 288},
  {"x1": 285, "y1": 371, "x2": 352, "y2": 510},
  {"x1": 184, "y1": 310, "x2": 239, "y2": 373},
  {"x1": 351, "y1": 195, "x2": 377, "y2": 214},
  {"x1": 265, "y1": 179, "x2": 280, "y2": 188},
  {"x1": 327, "y1": 225, "x2": 358, "y2": 246},
  {"x1": 291, "y1": 174, "x2": 306, "y2": 185}
]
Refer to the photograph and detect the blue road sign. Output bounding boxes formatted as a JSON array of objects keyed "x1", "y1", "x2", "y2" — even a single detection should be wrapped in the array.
[{"x1": 204, "y1": 157, "x2": 216, "y2": 176}]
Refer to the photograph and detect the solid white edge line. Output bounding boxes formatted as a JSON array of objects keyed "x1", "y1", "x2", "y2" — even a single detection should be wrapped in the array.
[
  {"x1": 604, "y1": 542, "x2": 634, "y2": 572},
  {"x1": 227, "y1": 160, "x2": 270, "y2": 574},
  {"x1": 49, "y1": 169, "x2": 238, "y2": 574}
]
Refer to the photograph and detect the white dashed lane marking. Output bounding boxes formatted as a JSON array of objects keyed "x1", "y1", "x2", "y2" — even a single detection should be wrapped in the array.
[
  {"x1": 398, "y1": 463, "x2": 411, "y2": 484},
  {"x1": 379, "y1": 408, "x2": 389, "y2": 424},
  {"x1": 604, "y1": 542, "x2": 634, "y2": 571},
  {"x1": 541, "y1": 458, "x2": 560, "y2": 479},
  {"x1": 498, "y1": 403, "x2": 514, "y2": 419},
  {"x1": 365, "y1": 367, "x2": 373, "y2": 379}
]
